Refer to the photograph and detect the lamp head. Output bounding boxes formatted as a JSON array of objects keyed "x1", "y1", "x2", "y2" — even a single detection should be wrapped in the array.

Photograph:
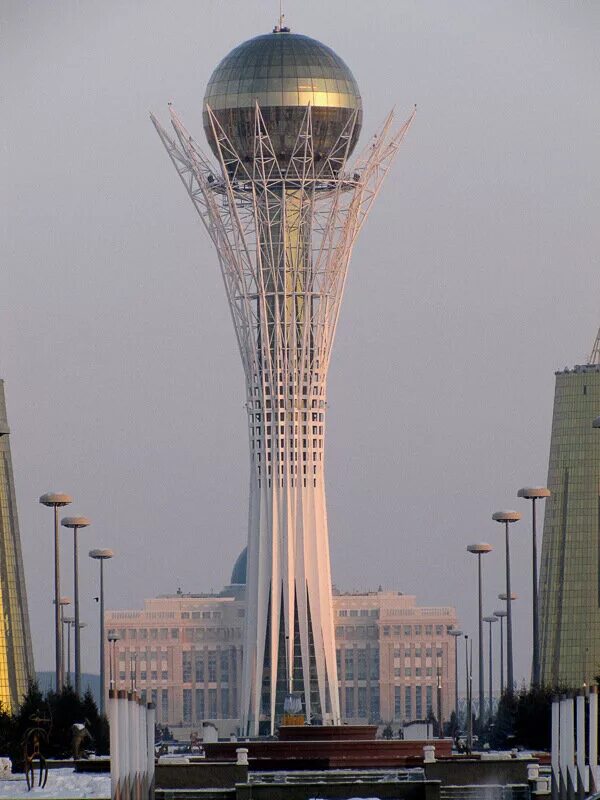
[
  {"x1": 89, "y1": 548, "x2": 114, "y2": 560},
  {"x1": 40, "y1": 492, "x2": 72, "y2": 508},
  {"x1": 61, "y1": 516, "x2": 91, "y2": 529},
  {"x1": 498, "y1": 592, "x2": 518, "y2": 601},
  {"x1": 517, "y1": 487, "x2": 550, "y2": 500},
  {"x1": 494, "y1": 609, "x2": 507, "y2": 618},
  {"x1": 483, "y1": 616, "x2": 498, "y2": 624},
  {"x1": 467, "y1": 543, "x2": 493, "y2": 554},
  {"x1": 492, "y1": 511, "x2": 521, "y2": 523},
  {"x1": 448, "y1": 629, "x2": 463, "y2": 638},
  {"x1": 107, "y1": 630, "x2": 120, "y2": 642}
]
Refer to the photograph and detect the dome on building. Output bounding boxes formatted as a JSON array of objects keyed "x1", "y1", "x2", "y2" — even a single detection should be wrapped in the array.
[
  {"x1": 203, "y1": 30, "x2": 362, "y2": 166},
  {"x1": 230, "y1": 547, "x2": 247, "y2": 585}
]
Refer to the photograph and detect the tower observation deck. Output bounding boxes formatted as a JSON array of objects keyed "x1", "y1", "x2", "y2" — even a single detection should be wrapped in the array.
[{"x1": 152, "y1": 25, "x2": 414, "y2": 735}]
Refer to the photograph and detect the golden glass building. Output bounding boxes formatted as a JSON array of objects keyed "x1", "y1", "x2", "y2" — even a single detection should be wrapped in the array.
[
  {"x1": 539, "y1": 361, "x2": 600, "y2": 686},
  {"x1": 0, "y1": 379, "x2": 34, "y2": 711}
]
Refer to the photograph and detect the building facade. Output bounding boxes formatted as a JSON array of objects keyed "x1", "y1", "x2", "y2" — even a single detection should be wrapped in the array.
[
  {"x1": 0, "y1": 380, "x2": 35, "y2": 712},
  {"x1": 105, "y1": 554, "x2": 457, "y2": 735},
  {"x1": 152, "y1": 27, "x2": 414, "y2": 734},
  {"x1": 539, "y1": 363, "x2": 600, "y2": 686}
]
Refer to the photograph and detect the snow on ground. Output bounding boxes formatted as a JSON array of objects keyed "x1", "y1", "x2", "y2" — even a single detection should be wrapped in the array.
[{"x1": 0, "y1": 769, "x2": 109, "y2": 798}]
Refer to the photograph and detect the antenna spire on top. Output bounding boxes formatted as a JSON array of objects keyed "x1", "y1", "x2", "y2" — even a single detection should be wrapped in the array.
[
  {"x1": 273, "y1": 0, "x2": 290, "y2": 33},
  {"x1": 589, "y1": 327, "x2": 600, "y2": 365}
]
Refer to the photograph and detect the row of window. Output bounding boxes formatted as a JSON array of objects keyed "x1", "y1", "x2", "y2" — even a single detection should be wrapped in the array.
[
  {"x1": 249, "y1": 412, "x2": 325, "y2": 423},
  {"x1": 337, "y1": 609, "x2": 379, "y2": 618}
]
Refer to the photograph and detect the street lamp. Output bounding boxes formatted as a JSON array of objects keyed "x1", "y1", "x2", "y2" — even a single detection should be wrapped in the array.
[
  {"x1": 107, "y1": 630, "x2": 121, "y2": 691},
  {"x1": 448, "y1": 629, "x2": 463, "y2": 727},
  {"x1": 63, "y1": 616, "x2": 75, "y2": 684},
  {"x1": 464, "y1": 633, "x2": 473, "y2": 753},
  {"x1": 89, "y1": 549, "x2": 114, "y2": 715},
  {"x1": 61, "y1": 516, "x2": 91, "y2": 696},
  {"x1": 492, "y1": 511, "x2": 521, "y2": 695},
  {"x1": 517, "y1": 486, "x2": 550, "y2": 686},
  {"x1": 467, "y1": 543, "x2": 493, "y2": 725},
  {"x1": 483, "y1": 616, "x2": 498, "y2": 720},
  {"x1": 39, "y1": 492, "x2": 72, "y2": 691}
]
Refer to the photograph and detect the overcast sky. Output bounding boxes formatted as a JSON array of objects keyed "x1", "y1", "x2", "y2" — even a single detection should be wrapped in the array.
[{"x1": 2, "y1": 1, "x2": 600, "y2": 692}]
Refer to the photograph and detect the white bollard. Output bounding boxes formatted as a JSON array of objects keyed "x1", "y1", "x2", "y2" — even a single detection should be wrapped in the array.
[
  {"x1": 566, "y1": 693, "x2": 577, "y2": 799},
  {"x1": 423, "y1": 745, "x2": 436, "y2": 764},
  {"x1": 236, "y1": 748, "x2": 249, "y2": 766},
  {"x1": 146, "y1": 703, "x2": 156, "y2": 800},
  {"x1": 109, "y1": 690, "x2": 120, "y2": 800}
]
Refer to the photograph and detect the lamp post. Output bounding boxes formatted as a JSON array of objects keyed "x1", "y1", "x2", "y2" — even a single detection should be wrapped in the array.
[
  {"x1": 494, "y1": 608, "x2": 507, "y2": 694},
  {"x1": 492, "y1": 511, "x2": 521, "y2": 695},
  {"x1": 465, "y1": 633, "x2": 473, "y2": 753},
  {"x1": 467, "y1": 543, "x2": 493, "y2": 725},
  {"x1": 89, "y1": 549, "x2": 114, "y2": 715},
  {"x1": 483, "y1": 616, "x2": 498, "y2": 720},
  {"x1": 61, "y1": 516, "x2": 91, "y2": 696},
  {"x1": 39, "y1": 492, "x2": 72, "y2": 691},
  {"x1": 107, "y1": 630, "x2": 120, "y2": 691},
  {"x1": 57, "y1": 596, "x2": 70, "y2": 687},
  {"x1": 517, "y1": 486, "x2": 550, "y2": 687},
  {"x1": 449, "y1": 629, "x2": 463, "y2": 728},
  {"x1": 63, "y1": 616, "x2": 74, "y2": 684}
]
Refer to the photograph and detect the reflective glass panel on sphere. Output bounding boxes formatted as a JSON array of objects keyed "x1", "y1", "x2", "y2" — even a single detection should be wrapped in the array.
[{"x1": 203, "y1": 31, "x2": 363, "y2": 165}]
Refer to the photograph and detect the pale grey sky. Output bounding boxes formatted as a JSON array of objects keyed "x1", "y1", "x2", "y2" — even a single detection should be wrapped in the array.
[{"x1": 2, "y1": 1, "x2": 599, "y2": 692}]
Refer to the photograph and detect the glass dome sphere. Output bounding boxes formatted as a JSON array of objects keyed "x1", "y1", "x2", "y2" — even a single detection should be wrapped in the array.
[{"x1": 203, "y1": 31, "x2": 362, "y2": 168}]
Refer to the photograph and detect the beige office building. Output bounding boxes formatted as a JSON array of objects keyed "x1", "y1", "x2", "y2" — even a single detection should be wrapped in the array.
[{"x1": 106, "y1": 551, "x2": 457, "y2": 734}]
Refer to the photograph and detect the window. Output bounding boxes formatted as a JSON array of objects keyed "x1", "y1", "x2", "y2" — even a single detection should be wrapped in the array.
[
  {"x1": 182, "y1": 652, "x2": 192, "y2": 683},
  {"x1": 183, "y1": 689, "x2": 192, "y2": 723},
  {"x1": 405, "y1": 687, "x2": 412, "y2": 720},
  {"x1": 151, "y1": 689, "x2": 158, "y2": 707},
  {"x1": 426, "y1": 685, "x2": 433, "y2": 715},
  {"x1": 161, "y1": 670, "x2": 168, "y2": 681},
  {"x1": 394, "y1": 686, "x2": 402, "y2": 719},
  {"x1": 415, "y1": 686, "x2": 423, "y2": 718},
  {"x1": 370, "y1": 686, "x2": 380, "y2": 721},
  {"x1": 150, "y1": 629, "x2": 158, "y2": 640},
  {"x1": 345, "y1": 650, "x2": 354, "y2": 681},
  {"x1": 383, "y1": 626, "x2": 390, "y2": 636},
  {"x1": 171, "y1": 629, "x2": 179, "y2": 639},
  {"x1": 415, "y1": 668, "x2": 422, "y2": 677},
  {"x1": 339, "y1": 610, "x2": 348, "y2": 617},
  {"x1": 360, "y1": 609, "x2": 369, "y2": 617},
  {"x1": 357, "y1": 687, "x2": 367, "y2": 718},
  {"x1": 181, "y1": 612, "x2": 189, "y2": 620},
  {"x1": 140, "y1": 671, "x2": 147, "y2": 681},
  {"x1": 220, "y1": 650, "x2": 229, "y2": 682},
  {"x1": 357, "y1": 649, "x2": 367, "y2": 680},
  {"x1": 129, "y1": 629, "x2": 137, "y2": 640},
  {"x1": 221, "y1": 688, "x2": 229, "y2": 718},
  {"x1": 425, "y1": 648, "x2": 432, "y2": 658},
  {"x1": 426, "y1": 667, "x2": 432, "y2": 677},
  {"x1": 195, "y1": 689, "x2": 204, "y2": 721},
  {"x1": 414, "y1": 625, "x2": 422, "y2": 635},
  {"x1": 437, "y1": 648, "x2": 443, "y2": 658},
  {"x1": 160, "y1": 628, "x2": 168, "y2": 640},
  {"x1": 161, "y1": 689, "x2": 169, "y2": 722},
  {"x1": 435, "y1": 625, "x2": 443, "y2": 636},
  {"x1": 403, "y1": 626, "x2": 412, "y2": 636},
  {"x1": 349, "y1": 610, "x2": 358, "y2": 617},
  {"x1": 415, "y1": 648, "x2": 421, "y2": 658},
  {"x1": 405, "y1": 667, "x2": 412, "y2": 677},
  {"x1": 140, "y1": 629, "x2": 148, "y2": 640},
  {"x1": 425, "y1": 625, "x2": 433, "y2": 635},
  {"x1": 369, "y1": 648, "x2": 379, "y2": 681},
  {"x1": 394, "y1": 667, "x2": 402, "y2": 677},
  {"x1": 208, "y1": 652, "x2": 217, "y2": 682},
  {"x1": 208, "y1": 688, "x2": 217, "y2": 718},
  {"x1": 345, "y1": 686, "x2": 354, "y2": 717},
  {"x1": 195, "y1": 653, "x2": 204, "y2": 682}
]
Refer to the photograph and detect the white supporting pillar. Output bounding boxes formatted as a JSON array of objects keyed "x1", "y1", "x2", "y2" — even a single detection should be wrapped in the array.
[
  {"x1": 146, "y1": 703, "x2": 155, "y2": 800},
  {"x1": 109, "y1": 690, "x2": 120, "y2": 800},
  {"x1": 576, "y1": 690, "x2": 587, "y2": 799},
  {"x1": 552, "y1": 695, "x2": 560, "y2": 800},
  {"x1": 565, "y1": 694, "x2": 576, "y2": 800},
  {"x1": 590, "y1": 687, "x2": 599, "y2": 795},
  {"x1": 118, "y1": 691, "x2": 130, "y2": 800}
]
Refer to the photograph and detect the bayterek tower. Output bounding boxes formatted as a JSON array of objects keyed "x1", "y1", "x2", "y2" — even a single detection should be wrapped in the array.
[{"x1": 152, "y1": 19, "x2": 414, "y2": 735}]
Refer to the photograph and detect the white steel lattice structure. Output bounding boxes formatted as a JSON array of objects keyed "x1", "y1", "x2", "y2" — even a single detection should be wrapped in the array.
[{"x1": 152, "y1": 31, "x2": 414, "y2": 735}]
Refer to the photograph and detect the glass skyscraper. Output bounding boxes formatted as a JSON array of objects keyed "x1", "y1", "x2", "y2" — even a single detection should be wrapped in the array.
[
  {"x1": 539, "y1": 363, "x2": 600, "y2": 686},
  {"x1": 0, "y1": 379, "x2": 34, "y2": 711}
]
